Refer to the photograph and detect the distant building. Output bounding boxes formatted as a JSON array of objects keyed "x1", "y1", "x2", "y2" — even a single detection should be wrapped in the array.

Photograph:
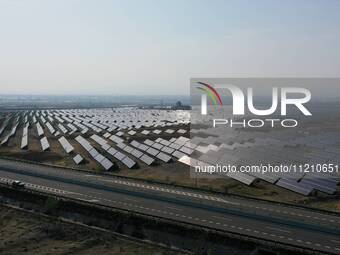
[{"x1": 172, "y1": 101, "x2": 191, "y2": 110}]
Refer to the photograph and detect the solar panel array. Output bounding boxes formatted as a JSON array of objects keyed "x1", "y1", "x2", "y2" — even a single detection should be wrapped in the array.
[
  {"x1": 1, "y1": 116, "x2": 19, "y2": 146},
  {"x1": 40, "y1": 136, "x2": 50, "y2": 151},
  {"x1": 187, "y1": 121, "x2": 340, "y2": 195},
  {"x1": 75, "y1": 135, "x2": 113, "y2": 170},
  {"x1": 21, "y1": 123, "x2": 29, "y2": 149},
  {"x1": 73, "y1": 154, "x2": 84, "y2": 165},
  {"x1": 36, "y1": 122, "x2": 44, "y2": 137},
  {"x1": 58, "y1": 136, "x2": 74, "y2": 154},
  {"x1": 2, "y1": 107, "x2": 338, "y2": 196},
  {"x1": 90, "y1": 134, "x2": 137, "y2": 168}
]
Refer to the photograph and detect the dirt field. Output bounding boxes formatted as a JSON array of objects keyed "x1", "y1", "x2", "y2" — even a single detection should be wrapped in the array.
[{"x1": 0, "y1": 205, "x2": 185, "y2": 255}]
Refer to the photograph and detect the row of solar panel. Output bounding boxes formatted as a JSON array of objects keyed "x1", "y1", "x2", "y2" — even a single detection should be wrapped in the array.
[
  {"x1": 75, "y1": 136, "x2": 113, "y2": 170},
  {"x1": 90, "y1": 134, "x2": 138, "y2": 168},
  {"x1": 1, "y1": 120, "x2": 19, "y2": 146}
]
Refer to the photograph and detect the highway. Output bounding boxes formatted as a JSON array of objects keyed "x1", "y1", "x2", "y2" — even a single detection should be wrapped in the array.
[{"x1": 0, "y1": 158, "x2": 339, "y2": 254}]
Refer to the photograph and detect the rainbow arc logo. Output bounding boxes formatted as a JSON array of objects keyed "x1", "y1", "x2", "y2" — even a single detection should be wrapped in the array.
[{"x1": 196, "y1": 82, "x2": 223, "y2": 114}]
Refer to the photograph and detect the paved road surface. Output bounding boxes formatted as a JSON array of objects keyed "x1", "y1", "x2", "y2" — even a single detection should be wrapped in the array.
[{"x1": 0, "y1": 159, "x2": 339, "y2": 254}]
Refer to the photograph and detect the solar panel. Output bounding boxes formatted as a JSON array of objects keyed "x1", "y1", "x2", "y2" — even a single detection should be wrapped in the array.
[
  {"x1": 82, "y1": 142, "x2": 93, "y2": 151},
  {"x1": 140, "y1": 154, "x2": 154, "y2": 165},
  {"x1": 103, "y1": 132, "x2": 111, "y2": 138},
  {"x1": 121, "y1": 157, "x2": 136, "y2": 168},
  {"x1": 172, "y1": 150, "x2": 186, "y2": 159},
  {"x1": 249, "y1": 172, "x2": 279, "y2": 184},
  {"x1": 73, "y1": 154, "x2": 84, "y2": 165},
  {"x1": 21, "y1": 125, "x2": 29, "y2": 149},
  {"x1": 100, "y1": 158, "x2": 114, "y2": 170},
  {"x1": 179, "y1": 146, "x2": 194, "y2": 155},
  {"x1": 117, "y1": 143, "x2": 126, "y2": 150},
  {"x1": 146, "y1": 147, "x2": 159, "y2": 156},
  {"x1": 144, "y1": 139, "x2": 154, "y2": 146},
  {"x1": 128, "y1": 130, "x2": 136, "y2": 135},
  {"x1": 89, "y1": 148, "x2": 99, "y2": 158},
  {"x1": 156, "y1": 152, "x2": 171, "y2": 163},
  {"x1": 76, "y1": 136, "x2": 93, "y2": 152},
  {"x1": 36, "y1": 123, "x2": 44, "y2": 137},
  {"x1": 40, "y1": 116, "x2": 46, "y2": 123},
  {"x1": 101, "y1": 143, "x2": 111, "y2": 151},
  {"x1": 138, "y1": 144, "x2": 149, "y2": 151},
  {"x1": 110, "y1": 135, "x2": 124, "y2": 144},
  {"x1": 21, "y1": 135, "x2": 28, "y2": 149},
  {"x1": 151, "y1": 143, "x2": 163, "y2": 150},
  {"x1": 165, "y1": 129, "x2": 174, "y2": 134},
  {"x1": 108, "y1": 147, "x2": 117, "y2": 156},
  {"x1": 195, "y1": 145, "x2": 210, "y2": 154},
  {"x1": 58, "y1": 123, "x2": 68, "y2": 134},
  {"x1": 169, "y1": 143, "x2": 181, "y2": 150},
  {"x1": 46, "y1": 122, "x2": 55, "y2": 134},
  {"x1": 116, "y1": 131, "x2": 124, "y2": 137},
  {"x1": 130, "y1": 140, "x2": 140, "y2": 147},
  {"x1": 159, "y1": 139, "x2": 171, "y2": 146},
  {"x1": 95, "y1": 153, "x2": 105, "y2": 163},
  {"x1": 123, "y1": 145, "x2": 134, "y2": 153},
  {"x1": 174, "y1": 136, "x2": 189, "y2": 145},
  {"x1": 58, "y1": 136, "x2": 74, "y2": 154},
  {"x1": 276, "y1": 178, "x2": 313, "y2": 196},
  {"x1": 90, "y1": 134, "x2": 108, "y2": 146},
  {"x1": 178, "y1": 155, "x2": 193, "y2": 166},
  {"x1": 177, "y1": 129, "x2": 187, "y2": 134},
  {"x1": 0, "y1": 119, "x2": 9, "y2": 137},
  {"x1": 161, "y1": 146, "x2": 174, "y2": 154},
  {"x1": 114, "y1": 151, "x2": 126, "y2": 161},
  {"x1": 130, "y1": 149, "x2": 143, "y2": 158},
  {"x1": 300, "y1": 178, "x2": 336, "y2": 194},
  {"x1": 40, "y1": 137, "x2": 50, "y2": 151},
  {"x1": 108, "y1": 126, "x2": 117, "y2": 132},
  {"x1": 184, "y1": 141, "x2": 198, "y2": 149},
  {"x1": 67, "y1": 123, "x2": 77, "y2": 134},
  {"x1": 225, "y1": 172, "x2": 257, "y2": 186}
]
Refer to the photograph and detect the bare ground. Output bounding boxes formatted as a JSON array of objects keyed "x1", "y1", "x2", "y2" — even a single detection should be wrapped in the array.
[{"x1": 0, "y1": 204, "x2": 185, "y2": 255}]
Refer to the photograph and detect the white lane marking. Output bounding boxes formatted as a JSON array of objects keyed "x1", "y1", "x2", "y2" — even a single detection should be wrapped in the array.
[
  {"x1": 125, "y1": 198, "x2": 138, "y2": 202},
  {"x1": 244, "y1": 204, "x2": 340, "y2": 225},
  {"x1": 94, "y1": 177, "x2": 233, "y2": 204},
  {"x1": 0, "y1": 177, "x2": 71, "y2": 195},
  {"x1": 79, "y1": 199, "x2": 100, "y2": 203},
  {"x1": 213, "y1": 216, "x2": 232, "y2": 221},
  {"x1": 266, "y1": 227, "x2": 291, "y2": 234},
  {"x1": 89, "y1": 191, "x2": 103, "y2": 195},
  {"x1": 14, "y1": 170, "x2": 338, "y2": 225},
  {"x1": 165, "y1": 206, "x2": 182, "y2": 211},
  {"x1": 85, "y1": 175, "x2": 340, "y2": 225}
]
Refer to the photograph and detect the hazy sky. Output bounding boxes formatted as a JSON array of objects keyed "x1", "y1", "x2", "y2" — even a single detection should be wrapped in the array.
[{"x1": 0, "y1": 0, "x2": 339, "y2": 95}]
